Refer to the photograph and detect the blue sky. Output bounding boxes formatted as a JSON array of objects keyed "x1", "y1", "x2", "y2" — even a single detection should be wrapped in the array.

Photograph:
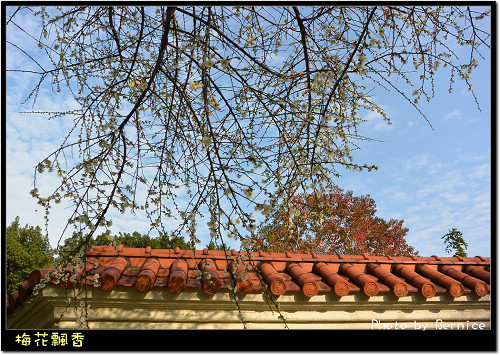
[{"x1": 5, "y1": 6, "x2": 492, "y2": 257}]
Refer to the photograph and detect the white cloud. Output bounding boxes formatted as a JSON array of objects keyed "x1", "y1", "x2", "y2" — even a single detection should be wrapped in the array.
[
  {"x1": 416, "y1": 171, "x2": 466, "y2": 198},
  {"x1": 440, "y1": 191, "x2": 470, "y2": 204},
  {"x1": 381, "y1": 186, "x2": 410, "y2": 202},
  {"x1": 401, "y1": 178, "x2": 490, "y2": 256},
  {"x1": 403, "y1": 153, "x2": 431, "y2": 170},
  {"x1": 445, "y1": 109, "x2": 461, "y2": 120},
  {"x1": 468, "y1": 163, "x2": 490, "y2": 180}
]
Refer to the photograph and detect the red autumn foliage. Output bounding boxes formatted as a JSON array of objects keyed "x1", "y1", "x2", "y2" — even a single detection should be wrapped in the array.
[{"x1": 251, "y1": 187, "x2": 419, "y2": 256}]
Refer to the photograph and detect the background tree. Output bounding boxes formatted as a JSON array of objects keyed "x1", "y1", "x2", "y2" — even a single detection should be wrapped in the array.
[
  {"x1": 6, "y1": 6, "x2": 489, "y2": 262},
  {"x1": 206, "y1": 240, "x2": 228, "y2": 251},
  {"x1": 56, "y1": 230, "x2": 194, "y2": 263},
  {"x1": 250, "y1": 188, "x2": 418, "y2": 256},
  {"x1": 6, "y1": 217, "x2": 55, "y2": 295},
  {"x1": 96, "y1": 231, "x2": 194, "y2": 249},
  {"x1": 442, "y1": 227, "x2": 468, "y2": 257}
]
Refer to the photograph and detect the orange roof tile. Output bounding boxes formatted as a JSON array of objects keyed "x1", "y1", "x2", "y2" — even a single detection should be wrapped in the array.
[{"x1": 7, "y1": 246, "x2": 491, "y2": 315}]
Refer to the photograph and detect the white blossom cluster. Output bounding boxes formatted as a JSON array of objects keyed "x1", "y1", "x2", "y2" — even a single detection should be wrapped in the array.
[{"x1": 8, "y1": 5, "x2": 489, "y2": 328}]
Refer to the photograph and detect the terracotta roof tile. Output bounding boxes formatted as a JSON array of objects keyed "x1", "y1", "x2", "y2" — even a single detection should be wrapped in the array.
[
  {"x1": 464, "y1": 265, "x2": 490, "y2": 282},
  {"x1": 100, "y1": 256, "x2": 128, "y2": 291},
  {"x1": 8, "y1": 291, "x2": 20, "y2": 314},
  {"x1": 199, "y1": 259, "x2": 221, "y2": 295},
  {"x1": 314, "y1": 262, "x2": 350, "y2": 296},
  {"x1": 441, "y1": 265, "x2": 489, "y2": 296},
  {"x1": 230, "y1": 261, "x2": 253, "y2": 295},
  {"x1": 7, "y1": 246, "x2": 491, "y2": 315},
  {"x1": 135, "y1": 258, "x2": 161, "y2": 292},
  {"x1": 259, "y1": 262, "x2": 287, "y2": 295},
  {"x1": 153, "y1": 276, "x2": 169, "y2": 288},
  {"x1": 17, "y1": 282, "x2": 32, "y2": 303},
  {"x1": 416, "y1": 264, "x2": 464, "y2": 297},
  {"x1": 28, "y1": 268, "x2": 53, "y2": 288},
  {"x1": 339, "y1": 263, "x2": 379, "y2": 296},
  {"x1": 366, "y1": 263, "x2": 408, "y2": 297},
  {"x1": 168, "y1": 259, "x2": 188, "y2": 294},
  {"x1": 387, "y1": 264, "x2": 436, "y2": 298},
  {"x1": 287, "y1": 263, "x2": 319, "y2": 297}
]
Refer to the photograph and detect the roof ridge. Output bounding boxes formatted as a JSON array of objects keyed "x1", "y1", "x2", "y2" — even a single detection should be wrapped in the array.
[{"x1": 87, "y1": 245, "x2": 491, "y2": 264}]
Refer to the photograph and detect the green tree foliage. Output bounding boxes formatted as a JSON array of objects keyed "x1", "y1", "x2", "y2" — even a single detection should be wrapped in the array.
[
  {"x1": 56, "y1": 231, "x2": 194, "y2": 263},
  {"x1": 206, "y1": 240, "x2": 228, "y2": 251},
  {"x1": 97, "y1": 231, "x2": 194, "y2": 249},
  {"x1": 442, "y1": 228, "x2": 468, "y2": 257},
  {"x1": 6, "y1": 217, "x2": 55, "y2": 295},
  {"x1": 6, "y1": 6, "x2": 490, "y2": 262}
]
